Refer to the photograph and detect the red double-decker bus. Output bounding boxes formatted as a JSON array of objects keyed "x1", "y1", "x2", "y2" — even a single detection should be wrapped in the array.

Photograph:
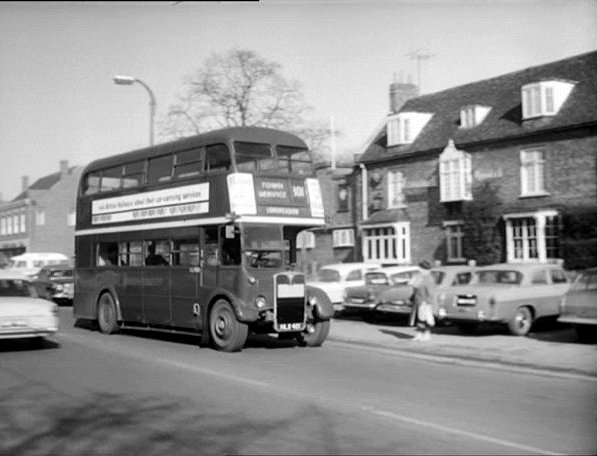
[{"x1": 73, "y1": 127, "x2": 332, "y2": 351}]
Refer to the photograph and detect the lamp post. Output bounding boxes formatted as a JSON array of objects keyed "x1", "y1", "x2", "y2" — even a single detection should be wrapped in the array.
[{"x1": 113, "y1": 75, "x2": 156, "y2": 146}]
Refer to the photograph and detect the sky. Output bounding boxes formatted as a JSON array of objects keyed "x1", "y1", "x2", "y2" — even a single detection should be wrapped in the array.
[{"x1": 0, "y1": 0, "x2": 596, "y2": 201}]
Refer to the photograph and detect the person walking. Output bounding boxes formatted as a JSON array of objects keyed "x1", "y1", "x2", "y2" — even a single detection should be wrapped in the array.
[{"x1": 412, "y1": 260, "x2": 436, "y2": 341}]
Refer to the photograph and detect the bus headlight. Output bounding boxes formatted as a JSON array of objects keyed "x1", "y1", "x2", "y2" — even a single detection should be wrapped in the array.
[{"x1": 255, "y1": 296, "x2": 266, "y2": 309}]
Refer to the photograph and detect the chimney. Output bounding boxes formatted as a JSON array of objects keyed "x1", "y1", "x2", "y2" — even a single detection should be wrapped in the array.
[
  {"x1": 22, "y1": 176, "x2": 29, "y2": 192},
  {"x1": 60, "y1": 160, "x2": 69, "y2": 178},
  {"x1": 389, "y1": 75, "x2": 419, "y2": 113}
]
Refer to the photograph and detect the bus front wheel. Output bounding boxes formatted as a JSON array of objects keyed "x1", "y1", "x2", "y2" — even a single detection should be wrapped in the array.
[
  {"x1": 209, "y1": 299, "x2": 248, "y2": 352},
  {"x1": 97, "y1": 292, "x2": 119, "y2": 334},
  {"x1": 297, "y1": 320, "x2": 330, "y2": 347}
]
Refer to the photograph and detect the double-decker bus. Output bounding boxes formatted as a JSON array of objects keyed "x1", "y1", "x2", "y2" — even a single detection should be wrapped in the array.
[{"x1": 74, "y1": 127, "x2": 333, "y2": 352}]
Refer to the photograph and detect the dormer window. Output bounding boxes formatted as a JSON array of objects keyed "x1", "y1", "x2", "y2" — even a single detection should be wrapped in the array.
[
  {"x1": 387, "y1": 112, "x2": 433, "y2": 146},
  {"x1": 439, "y1": 140, "x2": 472, "y2": 202},
  {"x1": 521, "y1": 80, "x2": 575, "y2": 119},
  {"x1": 459, "y1": 105, "x2": 491, "y2": 128}
]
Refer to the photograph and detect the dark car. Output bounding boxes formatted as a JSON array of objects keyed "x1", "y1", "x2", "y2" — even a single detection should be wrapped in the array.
[
  {"x1": 35, "y1": 264, "x2": 74, "y2": 305},
  {"x1": 558, "y1": 267, "x2": 597, "y2": 343}
]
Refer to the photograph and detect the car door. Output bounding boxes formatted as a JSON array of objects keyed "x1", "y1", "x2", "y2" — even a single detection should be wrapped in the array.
[{"x1": 529, "y1": 268, "x2": 560, "y2": 318}]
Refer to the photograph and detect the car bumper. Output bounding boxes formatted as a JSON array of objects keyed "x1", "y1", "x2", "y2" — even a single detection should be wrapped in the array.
[
  {"x1": 342, "y1": 301, "x2": 377, "y2": 312},
  {"x1": 558, "y1": 316, "x2": 597, "y2": 326},
  {"x1": 0, "y1": 316, "x2": 59, "y2": 339},
  {"x1": 438, "y1": 309, "x2": 500, "y2": 323},
  {"x1": 375, "y1": 302, "x2": 412, "y2": 314}
]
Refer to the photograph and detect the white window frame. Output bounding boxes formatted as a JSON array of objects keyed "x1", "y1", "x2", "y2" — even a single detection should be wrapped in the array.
[
  {"x1": 387, "y1": 170, "x2": 406, "y2": 209},
  {"x1": 521, "y1": 80, "x2": 575, "y2": 119},
  {"x1": 332, "y1": 229, "x2": 355, "y2": 248},
  {"x1": 520, "y1": 148, "x2": 547, "y2": 197},
  {"x1": 387, "y1": 112, "x2": 433, "y2": 146},
  {"x1": 362, "y1": 222, "x2": 411, "y2": 265},
  {"x1": 67, "y1": 210, "x2": 76, "y2": 227},
  {"x1": 296, "y1": 230, "x2": 315, "y2": 249},
  {"x1": 0, "y1": 217, "x2": 5, "y2": 236},
  {"x1": 460, "y1": 105, "x2": 491, "y2": 128},
  {"x1": 439, "y1": 140, "x2": 472, "y2": 202},
  {"x1": 19, "y1": 213, "x2": 26, "y2": 233},
  {"x1": 504, "y1": 211, "x2": 560, "y2": 263},
  {"x1": 443, "y1": 221, "x2": 465, "y2": 263}
]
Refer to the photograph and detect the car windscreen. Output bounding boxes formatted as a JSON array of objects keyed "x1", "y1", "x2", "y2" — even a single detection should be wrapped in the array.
[
  {"x1": 50, "y1": 269, "x2": 73, "y2": 278},
  {"x1": 475, "y1": 270, "x2": 522, "y2": 285},
  {"x1": 0, "y1": 279, "x2": 35, "y2": 297},
  {"x1": 390, "y1": 271, "x2": 416, "y2": 285},
  {"x1": 317, "y1": 269, "x2": 341, "y2": 282},
  {"x1": 365, "y1": 272, "x2": 389, "y2": 285}
]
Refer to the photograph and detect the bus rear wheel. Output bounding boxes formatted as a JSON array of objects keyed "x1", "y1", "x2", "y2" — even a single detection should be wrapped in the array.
[
  {"x1": 209, "y1": 299, "x2": 248, "y2": 352},
  {"x1": 97, "y1": 292, "x2": 119, "y2": 334},
  {"x1": 297, "y1": 320, "x2": 330, "y2": 347}
]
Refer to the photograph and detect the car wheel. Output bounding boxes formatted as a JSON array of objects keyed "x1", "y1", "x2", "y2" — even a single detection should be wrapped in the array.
[
  {"x1": 97, "y1": 292, "x2": 119, "y2": 334},
  {"x1": 508, "y1": 306, "x2": 533, "y2": 336},
  {"x1": 297, "y1": 320, "x2": 330, "y2": 347},
  {"x1": 457, "y1": 323, "x2": 478, "y2": 334},
  {"x1": 209, "y1": 299, "x2": 248, "y2": 352},
  {"x1": 574, "y1": 324, "x2": 597, "y2": 344}
]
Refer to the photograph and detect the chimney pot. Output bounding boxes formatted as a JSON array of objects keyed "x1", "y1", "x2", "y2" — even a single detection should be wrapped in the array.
[
  {"x1": 60, "y1": 160, "x2": 68, "y2": 177},
  {"x1": 21, "y1": 176, "x2": 29, "y2": 192},
  {"x1": 389, "y1": 79, "x2": 420, "y2": 113}
]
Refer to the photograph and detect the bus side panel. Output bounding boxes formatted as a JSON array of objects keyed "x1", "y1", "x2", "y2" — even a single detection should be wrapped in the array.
[
  {"x1": 142, "y1": 266, "x2": 171, "y2": 326},
  {"x1": 170, "y1": 266, "x2": 201, "y2": 330},
  {"x1": 118, "y1": 268, "x2": 144, "y2": 324},
  {"x1": 74, "y1": 235, "x2": 97, "y2": 320}
]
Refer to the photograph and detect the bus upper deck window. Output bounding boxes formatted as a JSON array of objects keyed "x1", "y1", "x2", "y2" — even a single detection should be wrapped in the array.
[
  {"x1": 123, "y1": 161, "x2": 145, "y2": 188},
  {"x1": 234, "y1": 142, "x2": 274, "y2": 172},
  {"x1": 148, "y1": 155, "x2": 173, "y2": 184},
  {"x1": 276, "y1": 146, "x2": 312, "y2": 174},
  {"x1": 83, "y1": 173, "x2": 101, "y2": 195},
  {"x1": 205, "y1": 144, "x2": 231, "y2": 172},
  {"x1": 174, "y1": 148, "x2": 202, "y2": 179},
  {"x1": 100, "y1": 166, "x2": 124, "y2": 192}
]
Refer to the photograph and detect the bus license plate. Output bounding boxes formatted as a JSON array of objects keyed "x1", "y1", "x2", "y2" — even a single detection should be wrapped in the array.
[{"x1": 278, "y1": 323, "x2": 303, "y2": 331}]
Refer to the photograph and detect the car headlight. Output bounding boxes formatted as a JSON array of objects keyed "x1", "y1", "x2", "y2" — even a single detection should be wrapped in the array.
[{"x1": 308, "y1": 295, "x2": 318, "y2": 307}]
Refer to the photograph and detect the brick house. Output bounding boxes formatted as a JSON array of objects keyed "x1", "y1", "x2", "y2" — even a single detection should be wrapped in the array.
[
  {"x1": 352, "y1": 51, "x2": 597, "y2": 269},
  {"x1": 295, "y1": 163, "x2": 357, "y2": 277},
  {"x1": 0, "y1": 161, "x2": 83, "y2": 264}
]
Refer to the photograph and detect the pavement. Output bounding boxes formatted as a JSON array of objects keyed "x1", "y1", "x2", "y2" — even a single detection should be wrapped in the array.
[{"x1": 327, "y1": 316, "x2": 597, "y2": 379}]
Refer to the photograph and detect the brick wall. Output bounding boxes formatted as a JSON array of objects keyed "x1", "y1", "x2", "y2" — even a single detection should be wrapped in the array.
[
  {"x1": 29, "y1": 168, "x2": 82, "y2": 261},
  {"x1": 353, "y1": 129, "x2": 597, "y2": 265}
]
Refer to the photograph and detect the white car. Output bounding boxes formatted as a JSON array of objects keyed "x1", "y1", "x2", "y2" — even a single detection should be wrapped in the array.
[
  {"x1": 0, "y1": 271, "x2": 59, "y2": 343},
  {"x1": 307, "y1": 262, "x2": 381, "y2": 311},
  {"x1": 8, "y1": 252, "x2": 69, "y2": 278}
]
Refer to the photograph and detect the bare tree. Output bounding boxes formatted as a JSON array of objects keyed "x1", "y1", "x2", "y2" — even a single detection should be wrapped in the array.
[{"x1": 158, "y1": 48, "x2": 342, "y2": 164}]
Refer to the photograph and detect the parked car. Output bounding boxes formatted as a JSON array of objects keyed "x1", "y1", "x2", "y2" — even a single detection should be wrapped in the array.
[
  {"x1": 343, "y1": 264, "x2": 476, "y2": 321},
  {"x1": 439, "y1": 263, "x2": 570, "y2": 336},
  {"x1": 307, "y1": 262, "x2": 381, "y2": 312},
  {"x1": 8, "y1": 252, "x2": 69, "y2": 278},
  {"x1": 0, "y1": 271, "x2": 59, "y2": 343},
  {"x1": 558, "y1": 267, "x2": 597, "y2": 343},
  {"x1": 36, "y1": 264, "x2": 74, "y2": 305},
  {"x1": 342, "y1": 265, "x2": 421, "y2": 319}
]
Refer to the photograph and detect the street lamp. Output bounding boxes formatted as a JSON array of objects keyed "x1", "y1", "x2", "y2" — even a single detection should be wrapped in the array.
[{"x1": 113, "y1": 75, "x2": 156, "y2": 146}]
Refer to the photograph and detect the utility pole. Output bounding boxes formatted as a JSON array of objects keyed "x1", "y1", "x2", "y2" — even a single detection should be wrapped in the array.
[{"x1": 405, "y1": 49, "x2": 436, "y2": 92}]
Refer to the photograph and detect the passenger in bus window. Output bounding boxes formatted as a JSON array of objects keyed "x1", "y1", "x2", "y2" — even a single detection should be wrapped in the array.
[{"x1": 145, "y1": 242, "x2": 168, "y2": 266}]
